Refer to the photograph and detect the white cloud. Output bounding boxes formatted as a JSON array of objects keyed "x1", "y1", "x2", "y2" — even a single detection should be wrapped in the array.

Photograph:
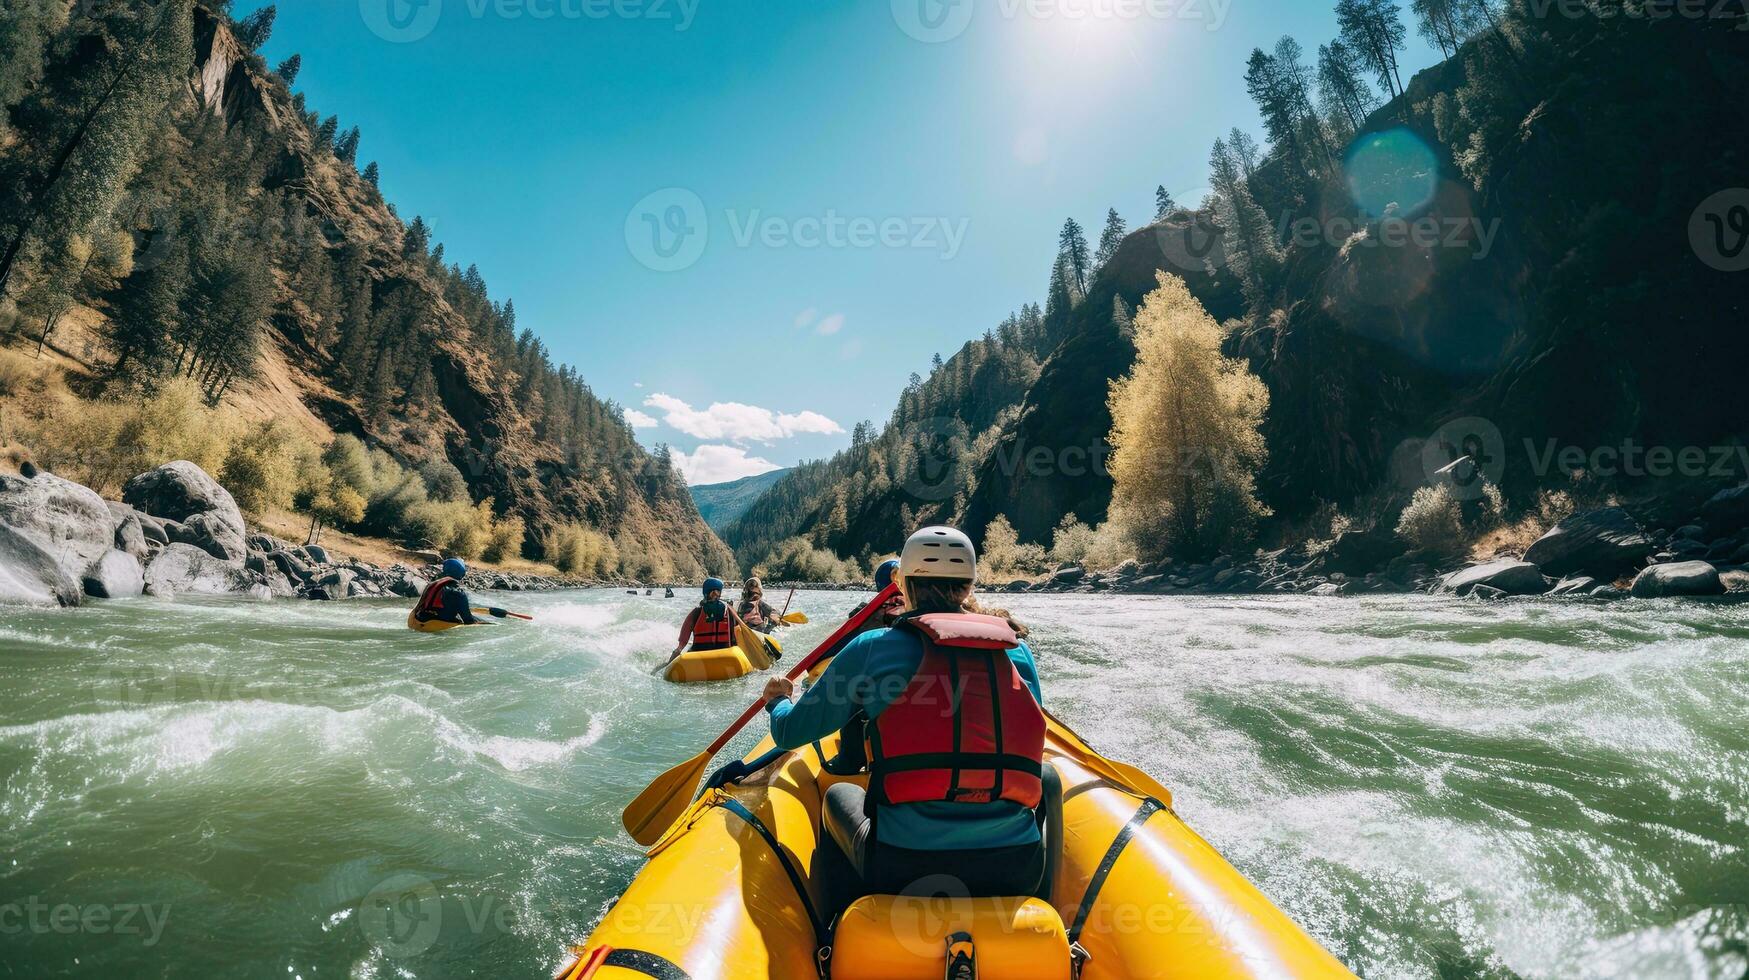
[
  {"x1": 671, "y1": 445, "x2": 782, "y2": 486},
  {"x1": 633, "y1": 381, "x2": 645, "y2": 389},
  {"x1": 794, "y1": 308, "x2": 818, "y2": 329},
  {"x1": 814, "y1": 313, "x2": 845, "y2": 336},
  {"x1": 644, "y1": 393, "x2": 844, "y2": 442},
  {"x1": 624, "y1": 409, "x2": 659, "y2": 428}
]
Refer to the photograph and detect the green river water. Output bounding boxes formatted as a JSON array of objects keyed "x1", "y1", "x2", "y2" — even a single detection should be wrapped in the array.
[{"x1": 2, "y1": 590, "x2": 1747, "y2": 979}]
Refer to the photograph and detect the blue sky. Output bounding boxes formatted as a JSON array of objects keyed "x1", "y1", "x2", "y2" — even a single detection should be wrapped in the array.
[{"x1": 247, "y1": 0, "x2": 1438, "y2": 484}]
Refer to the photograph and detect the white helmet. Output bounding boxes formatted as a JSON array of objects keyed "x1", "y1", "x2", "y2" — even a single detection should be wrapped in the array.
[{"x1": 899, "y1": 525, "x2": 977, "y2": 583}]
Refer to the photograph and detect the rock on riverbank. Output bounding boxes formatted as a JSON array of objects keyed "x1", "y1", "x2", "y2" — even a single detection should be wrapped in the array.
[
  {"x1": 0, "y1": 462, "x2": 580, "y2": 607},
  {"x1": 1005, "y1": 490, "x2": 1749, "y2": 602}
]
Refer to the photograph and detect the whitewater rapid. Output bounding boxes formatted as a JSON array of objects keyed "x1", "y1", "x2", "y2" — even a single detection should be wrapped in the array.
[{"x1": 2, "y1": 590, "x2": 1745, "y2": 978}]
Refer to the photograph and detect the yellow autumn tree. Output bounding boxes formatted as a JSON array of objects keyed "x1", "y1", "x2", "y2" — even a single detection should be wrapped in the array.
[{"x1": 1107, "y1": 272, "x2": 1270, "y2": 561}]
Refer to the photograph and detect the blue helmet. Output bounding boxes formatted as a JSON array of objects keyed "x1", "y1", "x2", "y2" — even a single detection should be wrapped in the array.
[
  {"x1": 874, "y1": 559, "x2": 900, "y2": 590},
  {"x1": 702, "y1": 577, "x2": 725, "y2": 597},
  {"x1": 442, "y1": 558, "x2": 467, "y2": 580}
]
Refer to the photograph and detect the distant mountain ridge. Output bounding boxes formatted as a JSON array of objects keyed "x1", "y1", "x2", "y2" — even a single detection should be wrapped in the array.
[{"x1": 690, "y1": 469, "x2": 790, "y2": 531}]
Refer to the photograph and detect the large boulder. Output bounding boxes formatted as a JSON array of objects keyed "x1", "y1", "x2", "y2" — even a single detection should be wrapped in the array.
[
  {"x1": 1522, "y1": 507, "x2": 1653, "y2": 578},
  {"x1": 1699, "y1": 485, "x2": 1749, "y2": 534},
  {"x1": 0, "y1": 471, "x2": 114, "y2": 584},
  {"x1": 1322, "y1": 524, "x2": 1408, "y2": 576},
  {"x1": 170, "y1": 511, "x2": 247, "y2": 563},
  {"x1": 1630, "y1": 561, "x2": 1725, "y2": 599},
  {"x1": 122, "y1": 462, "x2": 245, "y2": 539},
  {"x1": 143, "y1": 543, "x2": 258, "y2": 598},
  {"x1": 0, "y1": 522, "x2": 82, "y2": 607},
  {"x1": 1438, "y1": 559, "x2": 1550, "y2": 597},
  {"x1": 82, "y1": 550, "x2": 145, "y2": 600}
]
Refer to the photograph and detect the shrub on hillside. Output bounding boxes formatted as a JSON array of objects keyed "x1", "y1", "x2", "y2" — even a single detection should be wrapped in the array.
[
  {"x1": 757, "y1": 537, "x2": 862, "y2": 583},
  {"x1": 1395, "y1": 485, "x2": 1466, "y2": 556},
  {"x1": 221, "y1": 419, "x2": 319, "y2": 515},
  {"x1": 980, "y1": 515, "x2": 1048, "y2": 583}
]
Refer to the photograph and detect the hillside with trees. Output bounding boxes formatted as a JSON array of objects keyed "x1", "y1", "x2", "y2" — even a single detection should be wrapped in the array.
[
  {"x1": 733, "y1": 0, "x2": 1748, "y2": 576},
  {"x1": 0, "y1": 1, "x2": 731, "y2": 580}
]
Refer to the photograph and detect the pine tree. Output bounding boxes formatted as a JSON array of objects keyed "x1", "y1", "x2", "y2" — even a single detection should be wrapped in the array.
[
  {"x1": 1058, "y1": 218, "x2": 1090, "y2": 295},
  {"x1": 316, "y1": 115, "x2": 339, "y2": 149},
  {"x1": 1227, "y1": 128, "x2": 1260, "y2": 184},
  {"x1": 275, "y1": 54, "x2": 302, "y2": 85},
  {"x1": 0, "y1": 0, "x2": 55, "y2": 144},
  {"x1": 1336, "y1": 0, "x2": 1408, "y2": 100},
  {"x1": 362, "y1": 161, "x2": 380, "y2": 186},
  {"x1": 1208, "y1": 138, "x2": 1281, "y2": 310},
  {"x1": 1154, "y1": 186, "x2": 1178, "y2": 221},
  {"x1": 1094, "y1": 208, "x2": 1127, "y2": 271},
  {"x1": 1318, "y1": 41, "x2": 1377, "y2": 136},
  {"x1": 334, "y1": 126, "x2": 361, "y2": 165},
  {"x1": 106, "y1": 238, "x2": 191, "y2": 384},
  {"x1": 237, "y1": 5, "x2": 277, "y2": 51},
  {"x1": 0, "y1": 1, "x2": 195, "y2": 295}
]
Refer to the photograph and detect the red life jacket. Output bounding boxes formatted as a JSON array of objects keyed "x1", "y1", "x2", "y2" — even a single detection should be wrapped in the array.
[
  {"x1": 690, "y1": 600, "x2": 734, "y2": 650},
  {"x1": 868, "y1": 613, "x2": 1046, "y2": 809},
  {"x1": 414, "y1": 577, "x2": 458, "y2": 622}
]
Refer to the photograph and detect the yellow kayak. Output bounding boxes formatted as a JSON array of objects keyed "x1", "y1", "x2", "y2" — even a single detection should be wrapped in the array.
[
  {"x1": 406, "y1": 611, "x2": 480, "y2": 633},
  {"x1": 558, "y1": 713, "x2": 1354, "y2": 979},
  {"x1": 663, "y1": 627, "x2": 781, "y2": 683}
]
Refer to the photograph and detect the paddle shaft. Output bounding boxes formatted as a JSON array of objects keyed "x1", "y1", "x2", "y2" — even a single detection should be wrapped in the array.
[
  {"x1": 704, "y1": 582, "x2": 899, "y2": 756},
  {"x1": 471, "y1": 607, "x2": 534, "y2": 621},
  {"x1": 779, "y1": 587, "x2": 795, "y2": 617}
]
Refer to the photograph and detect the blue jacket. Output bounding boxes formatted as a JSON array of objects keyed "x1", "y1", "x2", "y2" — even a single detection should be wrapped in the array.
[{"x1": 767, "y1": 624, "x2": 1043, "y2": 851}]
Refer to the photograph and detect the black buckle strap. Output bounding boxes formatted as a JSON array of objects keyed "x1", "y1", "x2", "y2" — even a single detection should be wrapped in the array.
[
  {"x1": 716, "y1": 797, "x2": 830, "y2": 947},
  {"x1": 1068, "y1": 797, "x2": 1167, "y2": 944},
  {"x1": 598, "y1": 948, "x2": 691, "y2": 979}
]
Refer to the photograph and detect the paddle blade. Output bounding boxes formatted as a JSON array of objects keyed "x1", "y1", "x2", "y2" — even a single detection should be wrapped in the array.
[
  {"x1": 622, "y1": 750, "x2": 711, "y2": 846},
  {"x1": 781, "y1": 612, "x2": 809, "y2": 625}
]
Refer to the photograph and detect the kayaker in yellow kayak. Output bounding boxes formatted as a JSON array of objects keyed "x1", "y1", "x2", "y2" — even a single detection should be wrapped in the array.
[
  {"x1": 735, "y1": 577, "x2": 784, "y2": 633},
  {"x1": 758, "y1": 526, "x2": 1056, "y2": 898},
  {"x1": 665, "y1": 577, "x2": 748, "y2": 667},
  {"x1": 411, "y1": 558, "x2": 506, "y2": 628}
]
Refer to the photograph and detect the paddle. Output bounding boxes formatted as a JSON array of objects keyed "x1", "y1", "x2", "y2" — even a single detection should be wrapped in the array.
[
  {"x1": 781, "y1": 612, "x2": 809, "y2": 625},
  {"x1": 622, "y1": 582, "x2": 900, "y2": 846},
  {"x1": 472, "y1": 607, "x2": 534, "y2": 621}
]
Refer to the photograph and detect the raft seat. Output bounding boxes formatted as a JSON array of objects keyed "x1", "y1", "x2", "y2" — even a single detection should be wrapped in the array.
[{"x1": 830, "y1": 895, "x2": 1072, "y2": 980}]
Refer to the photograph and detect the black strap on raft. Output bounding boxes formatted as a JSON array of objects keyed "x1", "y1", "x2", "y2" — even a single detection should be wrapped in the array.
[
  {"x1": 595, "y1": 948, "x2": 691, "y2": 979},
  {"x1": 716, "y1": 797, "x2": 830, "y2": 947},
  {"x1": 1067, "y1": 797, "x2": 1167, "y2": 944},
  {"x1": 945, "y1": 930, "x2": 978, "y2": 980}
]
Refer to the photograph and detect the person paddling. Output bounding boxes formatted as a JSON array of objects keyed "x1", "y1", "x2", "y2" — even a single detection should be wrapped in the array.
[
  {"x1": 737, "y1": 577, "x2": 783, "y2": 633},
  {"x1": 758, "y1": 526, "x2": 1057, "y2": 899},
  {"x1": 667, "y1": 578, "x2": 747, "y2": 667},
  {"x1": 411, "y1": 559, "x2": 507, "y2": 627}
]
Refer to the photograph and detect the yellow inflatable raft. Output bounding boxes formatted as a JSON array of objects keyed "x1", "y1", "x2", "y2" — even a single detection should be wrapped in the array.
[
  {"x1": 559, "y1": 714, "x2": 1354, "y2": 979},
  {"x1": 663, "y1": 627, "x2": 781, "y2": 683}
]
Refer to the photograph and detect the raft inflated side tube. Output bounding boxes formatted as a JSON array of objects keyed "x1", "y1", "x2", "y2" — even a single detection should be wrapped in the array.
[
  {"x1": 663, "y1": 646, "x2": 755, "y2": 683},
  {"x1": 560, "y1": 724, "x2": 1356, "y2": 980}
]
